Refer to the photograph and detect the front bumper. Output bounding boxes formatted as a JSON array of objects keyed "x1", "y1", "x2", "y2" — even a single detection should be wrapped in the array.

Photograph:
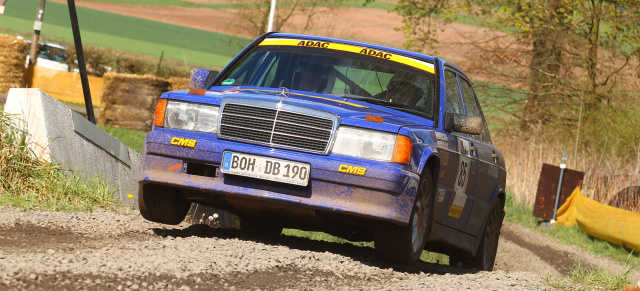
[{"x1": 139, "y1": 129, "x2": 419, "y2": 225}]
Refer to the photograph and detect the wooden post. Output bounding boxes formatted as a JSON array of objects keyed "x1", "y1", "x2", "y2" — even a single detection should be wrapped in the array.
[
  {"x1": 156, "y1": 50, "x2": 164, "y2": 76},
  {"x1": 29, "y1": 0, "x2": 46, "y2": 66},
  {"x1": 0, "y1": 0, "x2": 8, "y2": 15}
]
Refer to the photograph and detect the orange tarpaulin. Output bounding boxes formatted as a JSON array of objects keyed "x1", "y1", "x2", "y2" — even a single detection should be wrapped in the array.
[{"x1": 556, "y1": 187, "x2": 640, "y2": 252}]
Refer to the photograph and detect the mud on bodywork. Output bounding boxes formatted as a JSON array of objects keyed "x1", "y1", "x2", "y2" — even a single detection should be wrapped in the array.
[{"x1": 139, "y1": 32, "x2": 506, "y2": 267}]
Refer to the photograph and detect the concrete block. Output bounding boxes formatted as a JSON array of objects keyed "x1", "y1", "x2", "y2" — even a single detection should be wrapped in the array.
[{"x1": 4, "y1": 88, "x2": 140, "y2": 208}]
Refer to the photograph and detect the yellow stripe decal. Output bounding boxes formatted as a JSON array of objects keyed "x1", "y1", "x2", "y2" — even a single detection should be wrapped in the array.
[{"x1": 259, "y1": 38, "x2": 435, "y2": 74}]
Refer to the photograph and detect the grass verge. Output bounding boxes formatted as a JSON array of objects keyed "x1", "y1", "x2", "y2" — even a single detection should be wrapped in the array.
[
  {"x1": 0, "y1": 111, "x2": 118, "y2": 211},
  {"x1": 505, "y1": 193, "x2": 640, "y2": 267},
  {"x1": 98, "y1": 125, "x2": 148, "y2": 153},
  {"x1": 545, "y1": 262, "x2": 633, "y2": 290}
]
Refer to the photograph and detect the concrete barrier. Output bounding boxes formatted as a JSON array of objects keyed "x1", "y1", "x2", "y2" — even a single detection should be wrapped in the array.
[{"x1": 4, "y1": 88, "x2": 140, "y2": 207}]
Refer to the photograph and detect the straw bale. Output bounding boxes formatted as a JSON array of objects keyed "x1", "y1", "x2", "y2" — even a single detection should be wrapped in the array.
[
  {"x1": 169, "y1": 76, "x2": 190, "y2": 91},
  {"x1": 0, "y1": 35, "x2": 28, "y2": 93},
  {"x1": 99, "y1": 72, "x2": 170, "y2": 131}
]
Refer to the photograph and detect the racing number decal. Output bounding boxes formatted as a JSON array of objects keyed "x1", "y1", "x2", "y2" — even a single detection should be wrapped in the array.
[
  {"x1": 455, "y1": 157, "x2": 469, "y2": 191},
  {"x1": 454, "y1": 155, "x2": 471, "y2": 193},
  {"x1": 454, "y1": 138, "x2": 472, "y2": 193},
  {"x1": 450, "y1": 137, "x2": 472, "y2": 218}
]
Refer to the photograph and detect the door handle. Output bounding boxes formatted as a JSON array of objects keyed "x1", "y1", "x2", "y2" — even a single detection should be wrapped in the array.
[
  {"x1": 491, "y1": 153, "x2": 499, "y2": 164},
  {"x1": 470, "y1": 146, "x2": 478, "y2": 157}
]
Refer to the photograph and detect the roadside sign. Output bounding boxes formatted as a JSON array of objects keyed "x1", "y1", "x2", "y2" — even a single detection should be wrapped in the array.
[{"x1": 533, "y1": 163, "x2": 585, "y2": 220}]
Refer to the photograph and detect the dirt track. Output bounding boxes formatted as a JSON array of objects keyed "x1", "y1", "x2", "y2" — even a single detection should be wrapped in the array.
[{"x1": 0, "y1": 209, "x2": 637, "y2": 290}]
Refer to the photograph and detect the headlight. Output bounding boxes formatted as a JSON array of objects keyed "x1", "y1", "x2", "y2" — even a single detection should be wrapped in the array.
[
  {"x1": 164, "y1": 100, "x2": 219, "y2": 133},
  {"x1": 331, "y1": 126, "x2": 395, "y2": 162},
  {"x1": 331, "y1": 126, "x2": 413, "y2": 164}
]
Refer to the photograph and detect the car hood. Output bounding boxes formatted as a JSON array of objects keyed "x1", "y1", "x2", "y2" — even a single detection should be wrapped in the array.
[{"x1": 171, "y1": 87, "x2": 435, "y2": 134}]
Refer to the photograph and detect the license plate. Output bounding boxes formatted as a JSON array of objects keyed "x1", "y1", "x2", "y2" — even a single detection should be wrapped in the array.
[{"x1": 221, "y1": 151, "x2": 310, "y2": 186}]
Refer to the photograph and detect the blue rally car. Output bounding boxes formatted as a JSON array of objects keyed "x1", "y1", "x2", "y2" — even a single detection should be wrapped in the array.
[{"x1": 139, "y1": 33, "x2": 506, "y2": 270}]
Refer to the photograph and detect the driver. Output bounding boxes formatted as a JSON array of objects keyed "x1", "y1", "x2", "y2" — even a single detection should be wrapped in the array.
[
  {"x1": 387, "y1": 77, "x2": 424, "y2": 107},
  {"x1": 297, "y1": 62, "x2": 330, "y2": 93}
]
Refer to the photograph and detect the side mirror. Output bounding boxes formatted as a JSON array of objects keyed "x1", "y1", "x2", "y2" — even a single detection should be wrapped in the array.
[
  {"x1": 445, "y1": 112, "x2": 483, "y2": 135},
  {"x1": 190, "y1": 68, "x2": 218, "y2": 89}
]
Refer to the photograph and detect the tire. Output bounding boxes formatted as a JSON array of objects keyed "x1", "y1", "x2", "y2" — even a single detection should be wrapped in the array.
[
  {"x1": 138, "y1": 184, "x2": 190, "y2": 225},
  {"x1": 449, "y1": 198, "x2": 504, "y2": 271},
  {"x1": 375, "y1": 169, "x2": 434, "y2": 265}
]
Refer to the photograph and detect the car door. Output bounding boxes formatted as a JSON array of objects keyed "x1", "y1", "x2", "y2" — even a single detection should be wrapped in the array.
[
  {"x1": 433, "y1": 69, "x2": 478, "y2": 233},
  {"x1": 457, "y1": 76, "x2": 502, "y2": 235}
]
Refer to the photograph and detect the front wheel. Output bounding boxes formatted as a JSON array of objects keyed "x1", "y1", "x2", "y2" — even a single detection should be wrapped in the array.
[
  {"x1": 139, "y1": 184, "x2": 190, "y2": 225},
  {"x1": 375, "y1": 169, "x2": 434, "y2": 265},
  {"x1": 449, "y1": 198, "x2": 504, "y2": 271}
]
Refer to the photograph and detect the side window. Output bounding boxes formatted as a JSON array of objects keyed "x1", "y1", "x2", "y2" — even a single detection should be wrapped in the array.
[
  {"x1": 460, "y1": 78, "x2": 491, "y2": 143},
  {"x1": 445, "y1": 70, "x2": 464, "y2": 114}
]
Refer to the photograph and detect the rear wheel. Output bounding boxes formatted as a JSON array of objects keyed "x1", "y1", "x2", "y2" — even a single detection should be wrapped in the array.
[
  {"x1": 138, "y1": 184, "x2": 190, "y2": 225},
  {"x1": 375, "y1": 169, "x2": 434, "y2": 265},
  {"x1": 449, "y1": 198, "x2": 504, "y2": 271}
]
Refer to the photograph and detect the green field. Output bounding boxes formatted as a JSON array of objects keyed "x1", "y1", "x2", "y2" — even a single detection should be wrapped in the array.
[{"x1": 0, "y1": 0, "x2": 251, "y2": 69}]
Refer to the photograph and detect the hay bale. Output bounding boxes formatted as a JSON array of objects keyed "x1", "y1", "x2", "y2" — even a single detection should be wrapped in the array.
[
  {"x1": 0, "y1": 35, "x2": 28, "y2": 93},
  {"x1": 99, "y1": 72, "x2": 170, "y2": 131},
  {"x1": 168, "y1": 76, "x2": 190, "y2": 91}
]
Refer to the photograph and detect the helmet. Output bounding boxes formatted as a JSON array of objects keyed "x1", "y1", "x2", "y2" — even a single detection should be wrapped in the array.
[
  {"x1": 295, "y1": 58, "x2": 332, "y2": 93},
  {"x1": 387, "y1": 74, "x2": 424, "y2": 106}
]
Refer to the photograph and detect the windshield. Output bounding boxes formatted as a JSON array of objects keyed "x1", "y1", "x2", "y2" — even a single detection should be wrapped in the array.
[{"x1": 213, "y1": 39, "x2": 436, "y2": 119}]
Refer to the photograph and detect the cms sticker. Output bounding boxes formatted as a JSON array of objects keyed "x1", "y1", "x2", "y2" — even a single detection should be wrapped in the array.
[
  {"x1": 338, "y1": 164, "x2": 366, "y2": 176},
  {"x1": 170, "y1": 137, "x2": 197, "y2": 148}
]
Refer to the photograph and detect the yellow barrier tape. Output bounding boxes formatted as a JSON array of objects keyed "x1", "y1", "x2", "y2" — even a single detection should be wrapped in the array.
[
  {"x1": 259, "y1": 38, "x2": 435, "y2": 74},
  {"x1": 556, "y1": 187, "x2": 640, "y2": 252}
]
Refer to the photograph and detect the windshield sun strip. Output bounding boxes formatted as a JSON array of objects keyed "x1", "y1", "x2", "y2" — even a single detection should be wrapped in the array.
[{"x1": 258, "y1": 38, "x2": 435, "y2": 74}]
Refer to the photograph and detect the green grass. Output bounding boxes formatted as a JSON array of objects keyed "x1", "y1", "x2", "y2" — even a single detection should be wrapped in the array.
[
  {"x1": 69, "y1": 0, "x2": 394, "y2": 10},
  {"x1": 0, "y1": 111, "x2": 118, "y2": 211},
  {"x1": 546, "y1": 262, "x2": 633, "y2": 290},
  {"x1": 505, "y1": 193, "x2": 640, "y2": 267},
  {"x1": 1, "y1": 0, "x2": 250, "y2": 69},
  {"x1": 67, "y1": 0, "x2": 225, "y2": 7},
  {"x1": 98, "y1": 125, "x2": 148, "y2": 153}
]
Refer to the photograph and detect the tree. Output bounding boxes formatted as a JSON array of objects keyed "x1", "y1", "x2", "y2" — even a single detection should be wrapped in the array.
[
  {"x1": 392, "y1": 0, "x2": 455, "y2": 49},
  {"x1": 394, "y1": 0, "x2": 640, "y2": 154}
]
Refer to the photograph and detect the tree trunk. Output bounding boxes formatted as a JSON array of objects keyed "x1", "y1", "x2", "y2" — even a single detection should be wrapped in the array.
[{"x1": 585, "y1": 0, "x2": 602, "y2": 108}]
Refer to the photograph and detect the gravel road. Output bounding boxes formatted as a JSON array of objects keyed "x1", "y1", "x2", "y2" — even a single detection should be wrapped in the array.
[{"x1": 0, "y1": 208, "x2": 636, "y2": 290}]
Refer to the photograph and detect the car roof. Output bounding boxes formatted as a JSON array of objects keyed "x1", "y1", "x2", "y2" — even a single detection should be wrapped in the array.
[
  {"x1": 16, "y1": 36, "x2": 67, "y2": 49},
  {"x1": 269, "y1": 32, "x2": 438, "y2": 63}
]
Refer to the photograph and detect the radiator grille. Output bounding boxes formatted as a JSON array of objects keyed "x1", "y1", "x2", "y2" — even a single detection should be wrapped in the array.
[{"x1": 219, "y1": 103, "x2": 334, "y2": 153}]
